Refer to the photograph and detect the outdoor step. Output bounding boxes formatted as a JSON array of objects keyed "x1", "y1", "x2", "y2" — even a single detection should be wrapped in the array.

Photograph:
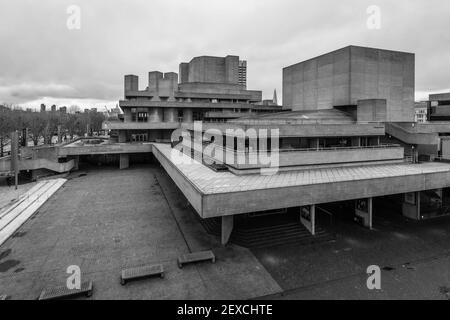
[
  {"x1": 235, "y1": 230, "x2": 328, "y2": 242},
  {"x1": 202, "y1": 221, "x2": 315, "y2": 235},
  {"x1": 241, "y1": 233, "x2": 336, "y2": 249},
  {"x1": 200, "y1": 216, "x2": 334, "y2": 248},
  {"x1": 233, "y1": 226, "x2": 327, "y2": 238}
]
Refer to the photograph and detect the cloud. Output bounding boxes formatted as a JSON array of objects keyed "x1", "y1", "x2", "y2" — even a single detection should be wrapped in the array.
[{"x1": 1, "y1": 0, "x2": 449, "y2": 107}]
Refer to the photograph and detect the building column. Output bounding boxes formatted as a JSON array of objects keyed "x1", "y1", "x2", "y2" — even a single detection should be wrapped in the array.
[
  {"x1": 221, "y1": 215, "x2": 234, "y2": 246},
  {"x1": 352, "y1": 137, "x2": 361, "y2": 147},
  {"x1": 300, "y1": 205, "x2": 315, "y2": 235},
  {"x1": 402, "y1": 192, "x2": 421, "y2": 220},
  {"x1": 118, "y1": 130, "x2": 127, "y2": 143},
  {"x1": 355, "y1": 198, "x2": 373, "y2": 229},
  {"x1": 183, "y1": 108, "x2": 193, "y2": 123},
  {"x1": 73, "y1": 155, "x2": 79, "y2": 171},
  {"x1": 164, "y1": 108, "x2": 177, "y2": 122},
  {"x1": 119, "y1": 153, "x2": 129, "y2": 170},
  {"x1": 149, "y1": 107, "x2": 163, "y2": 122}
]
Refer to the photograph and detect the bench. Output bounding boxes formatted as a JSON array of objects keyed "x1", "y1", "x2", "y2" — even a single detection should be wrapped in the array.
[
  {"x1": 38, "y1": 281, "x2": 93, "y2": 300},
  {"x1": 0, "y1": 295, "x2": 8, "y2": 300},
  {"x1": 120, "y1": 264, "x2": 164, "y2": 285},
  {"x1": 177, "y1": 250, "x2": 216, "y2": 268}
]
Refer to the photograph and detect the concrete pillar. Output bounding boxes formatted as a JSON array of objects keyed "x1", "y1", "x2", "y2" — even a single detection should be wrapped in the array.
[
  {"x1": 352, "y1": 137, "x2": 361, "y2": 147},
  {"x1": 221, "y1": 215, "x2": 234, "y2": 245},
  {"x1": 300, "y1": 205, "x2": 315, "y2": 235},
  {"x1": 355, "y1": 197, "x2": 373, "y2": 229},
  {"x1": 402, "y1": 192, "x2": 421, "y2": 220},
  {"x1": 118, "y1": 130, "x2": 127, "y2": 143},
  {"x1": 73, "y1": 155, "x2": 79, "y2": 171},
  {"x1": 149, "y1": 107, "x2": 163, "y2": 122},
  {"x1": 119, "y1": 154, "x2": 129, "y2": 170},
  {"x1": 164, "y1": 108, "x2": 177, "y2": 122},
  {"x1": 183, "y1": 108, "x2": 193, "y2": 122}
]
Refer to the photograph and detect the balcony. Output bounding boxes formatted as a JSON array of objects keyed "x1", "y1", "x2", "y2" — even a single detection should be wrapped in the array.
[
  {"x1": 205, "y1": 144, "x2": 405, "y2": 170},
  {"x1": 103, "y1": 121, "x2": 181, "y2": 130}
]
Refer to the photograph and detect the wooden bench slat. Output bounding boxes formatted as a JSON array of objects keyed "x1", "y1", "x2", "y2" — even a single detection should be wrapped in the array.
[
  {"x1": 120, "y1": 264, "x2": 164, "y2": 285},
  {"x1": 178, "y1": 250, "x2": 215, "y2": 268},
  {"x1": 38, "y1": 281, "x2": 93, "y2": 300}
]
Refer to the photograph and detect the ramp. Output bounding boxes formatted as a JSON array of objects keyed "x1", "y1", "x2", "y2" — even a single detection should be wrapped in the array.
[{"x1": 0, "y1": 179, "x2": 67, "y2": 246}]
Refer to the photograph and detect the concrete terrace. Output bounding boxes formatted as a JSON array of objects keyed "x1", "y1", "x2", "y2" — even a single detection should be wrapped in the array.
[
  {"x1": 0, "y1": 165, "x2": 281, "y2": 300},
  {"x1": 152, "y1": 143, "x2": 450, "y2": 217}
]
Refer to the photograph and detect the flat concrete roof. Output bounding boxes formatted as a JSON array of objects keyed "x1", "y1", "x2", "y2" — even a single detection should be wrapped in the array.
[
  {"x1": 154, "y1": 143, "x2": 450, "y2": 194},
  {"x1": 152, "y1": 143, "x2": 450, "y2": 218}
]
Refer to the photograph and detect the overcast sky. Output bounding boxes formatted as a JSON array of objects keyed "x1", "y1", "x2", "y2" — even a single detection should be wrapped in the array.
[{"x1": 1, "y1": 0, "x2": 450, "y2": 109}]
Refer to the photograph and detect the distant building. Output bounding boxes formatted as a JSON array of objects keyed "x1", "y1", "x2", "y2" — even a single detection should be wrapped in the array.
[
  {"x1": 51, "y1": 105, "x2": 57, "y2": 112},
  {"x1": 238, "y1": 60, "x2": 247, "y2": 88},
  {"x1": 40, "y1": 104, "x2": 46, "y2": 112},
  {"x1": 273, "y1": 89, "x2": 278, "y2": 105},
  {"x1": 414, "y1": 102, "x2": 428, "y2": 123},
  {"x1": 105, "y1": 55, "x2": 279, "y2": 143},
  {"x1": 59, "y1": 106, "x2": 67, "y2": 113},
  {"x1": 428, "y1": 92, "x2": 450, "y2": 121}
]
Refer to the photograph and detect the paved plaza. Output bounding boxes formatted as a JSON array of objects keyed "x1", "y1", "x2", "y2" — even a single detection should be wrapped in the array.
[
  {"x1": 0, "y1": 165, "x2": 281, "y2": 299},
  {"x1": 1, "y1": 164, "x2": 450, "y2": 299}
]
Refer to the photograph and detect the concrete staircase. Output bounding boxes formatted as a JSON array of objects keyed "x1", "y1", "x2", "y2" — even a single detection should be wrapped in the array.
[
  {"x1": 201, "y1": 217, "x2": 335, "y2": 249},
  {"x1": 0, "y1": 179, "x2": 66, "y2": 246}
]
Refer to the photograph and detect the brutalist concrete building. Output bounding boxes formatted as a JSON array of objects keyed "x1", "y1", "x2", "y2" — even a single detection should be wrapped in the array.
[{"x1": 282, "y1": 46, "x2": 415, "y2": 122}]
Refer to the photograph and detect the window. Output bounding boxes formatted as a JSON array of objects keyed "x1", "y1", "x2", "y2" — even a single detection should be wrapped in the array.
[
  {"x1": 137, "y1": 112, "x2": 148, "y2": 122},
  {"x1": 131, "y1": 133, "x2": 148, "y2": 142},
  {"x1": 131, "y1": 108, "x2": 137, "y2": 121}
]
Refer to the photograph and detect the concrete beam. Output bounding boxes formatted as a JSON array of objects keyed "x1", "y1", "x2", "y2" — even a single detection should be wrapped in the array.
[{"x1": 221, "y1": 215, "x2": 234, "y2": 245}]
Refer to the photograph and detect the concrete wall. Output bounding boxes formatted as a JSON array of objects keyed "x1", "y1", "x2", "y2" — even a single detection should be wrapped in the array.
[
  {"x1": 152, "y1": 144, "x2": 203, "y2": 214},
  {"x1": 164, "y1": 108, "x2": 177, "y2": 122},
  {"x1": 213, "y1": 146, "x2": 404, "y2": 169},
  {"x1": 179, "y1": 63, "x2": 189, "y2": 83},
  {"x1": 149, "y1": 107, "x2": 163, "y2": 122},
  {"x1": 147, "y1": 72, "x2": 178, "y2": 100},
  {"x1": 185, "y1": 55, "x2": 239, "y2": 84},
  {"x1": 430, "y1": 93, "x2": 450, "y2": 101},
  {"x1": 125, "y1": 75, "x2": 139, "y2": 95},
  {"x1": 283, "y1": 46, "x2": 415, "y2": 122},
  {"x1": 186, "y1": 122, "x2": 385, "y2": 138},
  {"x1": 385, "y1": 123, "x2": 440, "y2": 145},
  {"x1": 283, "y1": 47, "x2": 351, "y2": 111},
  {"x1": 357, "y1": 99, "x2": 387, "y2": 122},
  {"x1": 58, "y1": 144, "x2": 153, "y2": 156}
]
